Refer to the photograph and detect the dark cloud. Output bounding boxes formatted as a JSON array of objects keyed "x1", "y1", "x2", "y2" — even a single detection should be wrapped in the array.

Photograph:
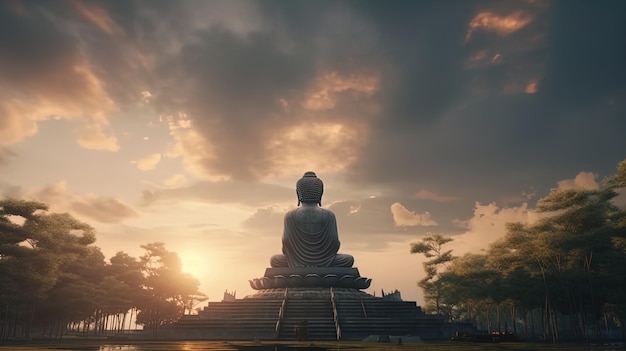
[
  {"x1": 348, "y1": 0, "x2": 626, "y2": 202},
  {"x1": 2, "y1": 0, "x2": 624, "y2": 213},
  {"x1": 539, "y1": 1, "x2": 626, "y2": 106},
  {"x1": 0, "y1": 2, "x2": 78, "y2": 92},
  {"x1": 154, "y1": 2, "x2": 384, "y2": 180}
]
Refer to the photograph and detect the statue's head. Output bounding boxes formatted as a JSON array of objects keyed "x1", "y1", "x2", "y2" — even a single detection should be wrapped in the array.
[{"x1": 296, "y1": 171, "x2": 324, "y2": 206}]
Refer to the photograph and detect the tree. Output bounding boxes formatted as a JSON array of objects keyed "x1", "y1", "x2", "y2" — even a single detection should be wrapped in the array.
[
  {"x1": 136, "y1": 242, "x2": 205, "y2": 339},
  {"x1": 410, "y1": 233, "x2": 456, "y2": 318},
  {"x1": 0, "y1": 199, "x2": 96, "y2": 338}
]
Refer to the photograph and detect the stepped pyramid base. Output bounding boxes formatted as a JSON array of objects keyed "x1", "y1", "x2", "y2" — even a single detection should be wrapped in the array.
[{"x1": 159, "y1": 288, "x2": 444, "y2": 341}]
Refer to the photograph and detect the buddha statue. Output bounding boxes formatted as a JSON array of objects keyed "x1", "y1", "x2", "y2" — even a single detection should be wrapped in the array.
[
  {"x1": 249, "y1": 172, "x2": 371, "y2": 290},
  {"x1": 270, "y1": 171, "x2": 354, "y2": 268}
]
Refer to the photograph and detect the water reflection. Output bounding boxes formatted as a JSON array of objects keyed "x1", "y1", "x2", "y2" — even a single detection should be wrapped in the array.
[{"x1": 97, "y1": 345, "x2": 331, "y2": 351}]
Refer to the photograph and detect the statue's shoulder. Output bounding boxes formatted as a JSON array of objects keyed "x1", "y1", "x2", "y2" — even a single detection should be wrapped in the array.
[
  {"x1": 285, "y1": 207, "x2": 299, "y2": 217},
  {"x1": 284, "y1": 206, "x2": 335, "y2": 221},
  {"x1": 320, "y1": 207, "x2": 336, "y2": 220}
]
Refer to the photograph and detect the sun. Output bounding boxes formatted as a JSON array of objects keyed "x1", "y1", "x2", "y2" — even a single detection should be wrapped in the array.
[{"x1": 178, "y1": 249, "x2": 212, "y2": 283}]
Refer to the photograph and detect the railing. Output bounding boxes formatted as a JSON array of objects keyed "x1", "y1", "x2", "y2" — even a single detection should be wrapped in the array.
[
  {"x1": 274, "y1": 288, "x2": 288, "y2": 340},
  {"x1": 330, "y1": 287, "x2": 341, "y2": 340},
  {"x1": 360, "y1": 299, "x2": 367, "y2": 318}
]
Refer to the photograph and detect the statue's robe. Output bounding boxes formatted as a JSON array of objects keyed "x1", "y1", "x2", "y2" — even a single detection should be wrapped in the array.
[{"x1": 270, "y1": 206, "x2": 353, "y2": 267}]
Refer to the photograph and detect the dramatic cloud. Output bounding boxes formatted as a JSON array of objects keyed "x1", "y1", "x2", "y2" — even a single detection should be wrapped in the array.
[
  {"x1": 0, "y1": 1, "x2": 129, "y2": 151},
  {"x1": 1, "y1": 0, "x2": 625, "y2": 303}
]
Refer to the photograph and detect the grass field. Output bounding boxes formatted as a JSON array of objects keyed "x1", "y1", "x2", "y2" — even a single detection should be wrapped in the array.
[{"x1": 1, "y1": 340, "x2": 625, "y2": 351}]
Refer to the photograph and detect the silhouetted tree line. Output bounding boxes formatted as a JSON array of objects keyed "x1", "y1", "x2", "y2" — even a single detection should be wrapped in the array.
[
  {"x1": 412, "y1": 158, "x2": 626, "y2": 343},
  {"x1": 0, "y1": 200, "x2": 206, "y2": 340}
]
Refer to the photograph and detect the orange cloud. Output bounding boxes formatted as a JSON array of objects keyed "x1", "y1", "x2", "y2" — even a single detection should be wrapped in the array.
[
  {"x1": 73, "y1": 0, "x2": 121, "y2": 35},
  {"x1": 78, "y1": 124, "x2": 120, "y2": 151},
  {"x1": 0, "y1": 64, "x2": 118, "y2": 150},
  {"x1": 303, "y1": 72, "x2": 379, "y2": 111},
  {"x1": 525, "y1": 79, "x2": 538, "y2": 94},
  {"x1": 267, "y1": 121, "x2": 368, "y2": 177},
  {"x1": 466, "y1": 11, "x2": 534, "y2": 41},
  {"x1": 132, "y1": 153, "x2": 162, "y2": 171}
]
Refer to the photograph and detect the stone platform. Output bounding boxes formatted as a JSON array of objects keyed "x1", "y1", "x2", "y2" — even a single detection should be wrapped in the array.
[
  {"x1": 249, "y1": 267, "x2": 372, "y2": 290},
  {"x1": 164, "y1": 287, "x2": 444, "y2": 341}
]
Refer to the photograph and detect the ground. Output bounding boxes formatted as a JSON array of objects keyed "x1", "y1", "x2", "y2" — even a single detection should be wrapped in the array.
[{"x1": 1, "y1": 340, "x2": 625, "y2": 351}]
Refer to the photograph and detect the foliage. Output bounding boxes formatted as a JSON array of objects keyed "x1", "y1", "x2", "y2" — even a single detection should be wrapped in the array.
[
  {"x1": 0, "y1": 199, "x2": 206, "y2": 340},
  {"x1": 136, "y1": 242, "x2": 206, "y2": 338},
  {"x1": 410, "y1": 158, "x2": 626, "y2": 342},
  {"x1": 410, "y1": 233, "x2": 456, "y2": 319}
]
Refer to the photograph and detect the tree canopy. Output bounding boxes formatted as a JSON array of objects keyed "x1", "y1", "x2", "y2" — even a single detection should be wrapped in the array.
[
  {"x1": 0, "y1": 199, "x2": 206, "y2": 340},
  {"x1": 411, "y1": 158, "x2": 626, "y2": 342}
]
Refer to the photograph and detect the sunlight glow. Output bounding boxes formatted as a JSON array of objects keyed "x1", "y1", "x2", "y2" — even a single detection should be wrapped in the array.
[
  {"x1": 179, "y1": 249, "x2": 212, "y2": 284},
  {"x1": 268, "y1": 121, "x2": 367, "y2": 176}
]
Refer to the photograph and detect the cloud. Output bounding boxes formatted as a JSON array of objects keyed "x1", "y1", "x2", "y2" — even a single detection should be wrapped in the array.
[
  {"x1": 0, "y1": 2, "x2": 123, "y2": 150},
  {"x1": 242, "y1": 205, "x2": 286, "y2": 232},
  {"x1": 390, "y1": 202, "x2": 437, "y2": 227},
  {"x1": 557, "y1": 172, "x2": 599, "y2": 190},
  {"x1": 0, "y1": 99, "x2": 41, "y2": 145},
  {"x1": 70, "y1": 194, "x2": 139, "y2": 224},
  {"x1": 78, "y1": 124, "x2": 120, "y2": 152},
  {"x1": 449, "y1": 201, "x2": 540, "y2": 254},
  {"x1": 4, "y1": 0, "x2": 624, "y2": 206},
  {"x1": 415, "y1": 189, "x2": 459, "y2": 202},
  {"x1": 141, "y1": 180, "x2": 294, "y2": 208},
  {"x1": 162, "y1": 174, "x2": 188, "y2": 188},
  {"x1": 27, "y1": 181, "x2": 138, "y2": 224},
  {"x1": 349, "y1": 0, "x2": 626, "y2": 205},
  {"x1": 0, "y1": 147, "x2": 16, "y2": 166},
  {"x1": 465, "y1": 10, "x2": 534, "y2": 41},
  {"x1": 132, "y1": 153, "x2": 162, "y2": 171},
  {"x1": 145, "y1": 2, "x2": 384, "y2": 182}
]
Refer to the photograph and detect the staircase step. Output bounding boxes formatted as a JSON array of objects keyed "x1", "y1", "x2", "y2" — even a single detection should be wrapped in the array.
[{"x1": 170, "y1": 288, "x2": 443, "y2": 341}]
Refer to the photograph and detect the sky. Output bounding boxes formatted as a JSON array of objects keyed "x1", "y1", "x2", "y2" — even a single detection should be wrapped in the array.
[{"x1": 1, "y1": 0, "x2": 626, "y2": 306}]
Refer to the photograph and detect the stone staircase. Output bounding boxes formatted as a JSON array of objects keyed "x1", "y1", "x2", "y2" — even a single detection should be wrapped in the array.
[
  {"x1": 336, "y1": 298, "x2": 442, "y2": 340},
  {"x1": 163, "y1": 288, "x2": 443, "y2": 341},
  {"x1": 167, "y1": 299, "x2": 282, "y2": 340},
  {"x1": 277, "y1": 295, "x2": 337, "y2": 340}
]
